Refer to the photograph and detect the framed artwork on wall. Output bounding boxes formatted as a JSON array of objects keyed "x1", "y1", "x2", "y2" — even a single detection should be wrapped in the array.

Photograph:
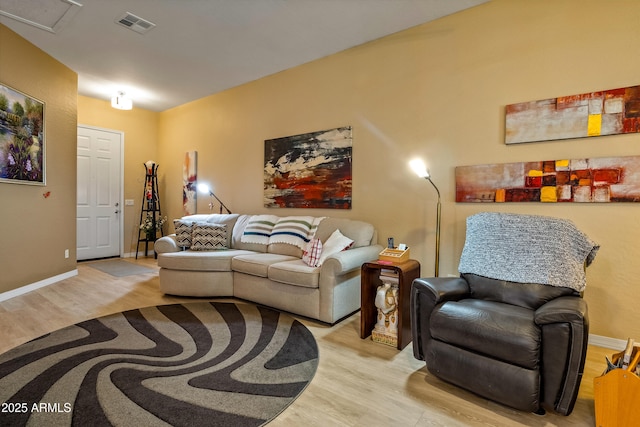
[
  {"x1": 456, "y1": 155, "x2": 640, "y2": 203},
  {"x1": 264, "y1": 126, "x2": 352, "y2": 209},
  {"x1": 0, "y1": 83, "x2": 45, "y2": 185},
  {"x1": 182, "y1": 150, "x2": 197, "y2": 215},
  {"x1": 505, "y1": 85, "x2": 640, "y2": 144}
]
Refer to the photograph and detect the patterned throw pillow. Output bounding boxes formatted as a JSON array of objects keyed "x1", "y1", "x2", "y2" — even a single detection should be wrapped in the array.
[
  {"x1": 302, "y1": 238, "x2": 323, "y2": 267},
  {"x1": 191, "y1": 223, "x2": 228, "y2": 251},
  {"x1": 174, "y1": 219, "x2": 195, "y2": 248}
]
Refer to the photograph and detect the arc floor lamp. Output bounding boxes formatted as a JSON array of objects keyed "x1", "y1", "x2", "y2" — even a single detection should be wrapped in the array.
[
  {"x1": 197, "y1": 183, "x2": 232, "y2": 214},
  {"x1": 409, "y1": 158, "x2": 441, "y2": 277}
]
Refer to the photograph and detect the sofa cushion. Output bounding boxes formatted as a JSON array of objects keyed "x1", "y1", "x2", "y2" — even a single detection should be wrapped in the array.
[
  {"x1": 315, "y1": 218, "x2": 374, "y2": 248},
  {"x1": 177, "y1": 214, "x2": 239, "y2": 247},
  {"x1": 158, "y1": 249, "x2": 255, "y2": 272},
  {"x1": 231, "y1": 215, "x2": 268, "y2": 252},
  {"x1": 431, "y1": 299, "x2": 540, "y2": 370},
  {"x1": 463, "y1": 273, "x2": 579, "y2": 310},
  {"x1": 202, "y1": 214, "x2": 239, "y2": 246},
  {"x1": 268, "y1": 260, "x2": 320, "y2": 289},
  {"x1": 180, "y1": 214, "x2": 215, "y2": 222},
  {"x1": 191, "y1": 223, "x2": 228, "y2": 250},
  {"x1": 232, "y1": 253, "x2": 298, "y2": 277},
  {"x1": 267, "y1": 243, "x2": 303, "y2": 257}
]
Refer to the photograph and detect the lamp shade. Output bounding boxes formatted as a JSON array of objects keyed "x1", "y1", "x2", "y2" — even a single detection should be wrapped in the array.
[
  {"x1": 197, "y1": 183, "x2": 210, "y2": 194},
  {"x1": 409, "y1": 158, "x2": 430, "y2": 178}
]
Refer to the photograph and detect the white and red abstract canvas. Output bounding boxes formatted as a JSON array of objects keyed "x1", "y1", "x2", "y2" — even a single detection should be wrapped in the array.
[
  {"x1": 264, "y1": 127, "x2": 352, "y2": 209},
  {"x1": 183, "y1": 150, "x2": 197, "y2": 215}
]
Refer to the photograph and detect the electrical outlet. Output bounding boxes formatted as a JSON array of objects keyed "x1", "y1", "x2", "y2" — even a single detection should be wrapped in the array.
[{"x1": 64, "y1": 249, "x2": 69, "y2": 259}]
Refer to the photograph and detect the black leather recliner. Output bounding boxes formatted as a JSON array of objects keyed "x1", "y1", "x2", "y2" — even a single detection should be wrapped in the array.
[{"x1": 410, "y1": 213, "x2": 597, "y2": 416}]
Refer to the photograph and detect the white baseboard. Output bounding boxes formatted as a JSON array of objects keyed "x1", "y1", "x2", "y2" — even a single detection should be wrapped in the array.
[
  {"x1": 589, "y1": 334, "x2": 627, "y2": 350},
  {"x1": 0, "y1": 269, "x2": 78, "y2": 303}
]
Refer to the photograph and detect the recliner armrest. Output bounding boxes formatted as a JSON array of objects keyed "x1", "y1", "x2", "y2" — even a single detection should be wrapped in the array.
[
  {"x1": 410, "y1": 277, "x2": 470, "y2": 361},
  {"x1": 412, "y1": 277, "x2": 470, "y2": 304},
  {"x1": 534, "y1": 295, "x2": 589, "y2": 416},
  {"x1": 534, "y1": 296, "x2": 587, "y2": 325}
]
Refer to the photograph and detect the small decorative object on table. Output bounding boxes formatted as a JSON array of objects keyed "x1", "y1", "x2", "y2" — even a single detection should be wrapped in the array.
[
  {"x1": 378, "y1": 246, "x2": 410, "y2": 264},
  {"x1": 372, "y1": 269, "x2": 399, "y2": 347}
]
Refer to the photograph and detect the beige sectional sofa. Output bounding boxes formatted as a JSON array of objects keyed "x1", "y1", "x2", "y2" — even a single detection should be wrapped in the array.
[{"x1": 155, "y1": 213, "x2": 382, "y2": 324}]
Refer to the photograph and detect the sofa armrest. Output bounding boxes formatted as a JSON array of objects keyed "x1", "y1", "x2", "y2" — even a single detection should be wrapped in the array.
[
  {"x1": 410, "y1": 277, "x2": 470, "y2": 360},
  {"x1": 321, "y1": 244, "x2": 383, "y2": 275},
  {"x1": 154, "y1": 234, "x2": 181, "y2": 254}
]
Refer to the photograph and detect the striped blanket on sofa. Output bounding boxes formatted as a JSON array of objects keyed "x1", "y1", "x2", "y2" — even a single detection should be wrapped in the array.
[{"x1": 241, "y1": 215, "x2": 324, "y2": 250}]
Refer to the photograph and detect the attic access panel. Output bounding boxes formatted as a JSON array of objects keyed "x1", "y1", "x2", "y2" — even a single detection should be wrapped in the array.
[{"x1": 0, "y1": 0, "x2": 82, "y2": 33}]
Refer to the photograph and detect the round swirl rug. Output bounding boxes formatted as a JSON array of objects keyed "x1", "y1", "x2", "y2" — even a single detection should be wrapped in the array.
[{"x1": 0, "y1": 302, "x2": 318, "y2": 426}]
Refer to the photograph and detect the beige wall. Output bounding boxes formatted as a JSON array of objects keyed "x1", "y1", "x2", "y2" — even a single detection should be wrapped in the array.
[
  {"x1": 158, "y1": 0, "x2": 640, "y2": 340},
  {"x1": 3, "y1": 1, "x2": 637, "y2": 340},
  {"x1": 77, "y1": 96, "x2": 159, "y2": 255},
  {"x1": 0, "y1": 25, "x2": 77, "y2": 293}
]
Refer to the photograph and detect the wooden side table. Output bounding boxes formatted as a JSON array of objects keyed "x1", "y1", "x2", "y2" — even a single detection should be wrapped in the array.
[{"x1": 360, "y1": 260, "x2": 421, "y2": 350}]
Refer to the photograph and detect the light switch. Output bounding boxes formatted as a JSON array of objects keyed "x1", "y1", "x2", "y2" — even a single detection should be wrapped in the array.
[{"x1": 125, "y1": 199, "x2": 134, "y2": 206}]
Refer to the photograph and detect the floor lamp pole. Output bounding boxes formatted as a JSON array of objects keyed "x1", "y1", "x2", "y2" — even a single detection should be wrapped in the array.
[
  {"x1": 426, "y1": 177, "x2": 441, "y2": 277},
  {"x1": 408, "y1": 158, "x2": 441, "y2": 277}
]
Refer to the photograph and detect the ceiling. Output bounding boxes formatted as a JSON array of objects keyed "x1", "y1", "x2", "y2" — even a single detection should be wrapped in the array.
[{"x1": 0, "y1": 0, "x2": 488, "y2": 112}]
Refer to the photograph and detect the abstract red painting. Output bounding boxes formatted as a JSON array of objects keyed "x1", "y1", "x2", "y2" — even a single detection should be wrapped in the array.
[{"x1": 264, "y1": 127, "x2": 352, "y2": 209}]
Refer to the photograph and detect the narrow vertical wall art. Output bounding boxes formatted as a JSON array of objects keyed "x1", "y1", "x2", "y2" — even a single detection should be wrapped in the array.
[{"x1": 183, "y1": 150, "x2": 197, "y2": 215}]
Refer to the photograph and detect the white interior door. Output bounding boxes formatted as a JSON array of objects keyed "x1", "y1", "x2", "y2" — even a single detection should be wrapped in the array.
[{"x1": 77, "y1": 126, "x2": 122, "y2": 260}]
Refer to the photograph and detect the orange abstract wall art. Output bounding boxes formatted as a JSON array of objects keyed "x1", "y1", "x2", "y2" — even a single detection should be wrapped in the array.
[
  {"x1": 505, "y1": 85, "x2": 640, "y2": 144},
  {"x1": 456, "y1": 156, "x2": 640, "y2": 203}
]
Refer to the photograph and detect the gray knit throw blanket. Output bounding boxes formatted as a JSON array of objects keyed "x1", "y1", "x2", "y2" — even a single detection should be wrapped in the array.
[{"x1": 458, "y1": 212, "x2": 599, "y2": 292}]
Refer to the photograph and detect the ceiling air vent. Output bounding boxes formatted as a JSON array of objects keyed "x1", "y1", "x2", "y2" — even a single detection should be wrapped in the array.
[{"x1": 116, "y1": 12, "x2": 155, "y2": 34}]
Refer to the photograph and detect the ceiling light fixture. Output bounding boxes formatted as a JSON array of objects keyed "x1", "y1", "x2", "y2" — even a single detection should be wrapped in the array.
[{"x1": 111, "y1": 91, "x2": 133, "y2": 110}]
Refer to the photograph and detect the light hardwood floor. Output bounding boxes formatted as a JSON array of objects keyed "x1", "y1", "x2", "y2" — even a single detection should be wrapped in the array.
[{"x1": 0, "y1": 257, "x2": 608, "y2": 426}]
